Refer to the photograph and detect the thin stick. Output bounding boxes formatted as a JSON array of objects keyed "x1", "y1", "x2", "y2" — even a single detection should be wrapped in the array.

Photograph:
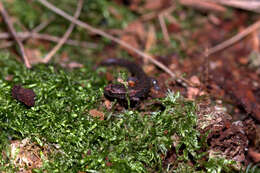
[
  {"x1": 141, "y1": 4, "x2": 176, "y2": 21},
  {"x1": 0, "y1": 17, "x2": 54, "y2": 49},
  {"x1": 158, "y1": 14, "x2": 170, "y2": 44},
  {"x1": 180, "y1": 0, "x2": 226, "y2": 13},
  {"x1": 37, "y1": 0, "x2": 194, "y2": 86},
  {"x1": 0, "y1": 32, "x2": 97, "y2": 48},
  {"x1": 213, "y1": 0, "x2": 260, "y2": 13},
  {"x1": 42, "y1": 0, "x2": 83, "y2": 63},
  {"x1": 32, "y1": 17, "x2": 54, "y2": 33},
  {"x1": 0, "y1": 2, "x2": 31, "y2": 68},
  {"x1": 207, "y1": 19, "x2": 260, "y2": 56},
  {"x1": 24, "y1": 16, "x2": 54, "y2": 42}
]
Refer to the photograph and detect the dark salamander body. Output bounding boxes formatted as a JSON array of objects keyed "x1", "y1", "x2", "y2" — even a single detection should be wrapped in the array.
[{"x1": 100, "y1": 58, "x2": 155, "y2": 104}]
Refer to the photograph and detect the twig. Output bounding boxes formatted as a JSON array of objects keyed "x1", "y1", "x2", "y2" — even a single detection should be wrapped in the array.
[
  {"x1": 0, "y1": 32, "x2": 97, "y2": 48},
  {"x1": 0, "y1": 2, "x2": 31, "y2": 68},
  {"x1": 158, "y1": 14, "x2": 170, "y2": 44},
  {"x1": 141, "y1": 4, "x2": 176, "y2": 21},
  {"x1": 212, "y1": 0, "x2": 260, "y2": 13},
  {"x1": 207, "y1": 19, "x2": 260, "y2": 56},
  {"x1": 42, "y1": 0, "x2": 83, "y2": 63},
  {"x1": 144, "y1": 25, "x2": 156, "y2": 53},
  {"x1": 37, "y1": 0, "x2": 194, "y2": 87},
  {"x1": 0, "y1": 17, "x2": 54, "y2": 49},
  {"x1": 179, "y1": 0, "x2": 226, "y2": 13},
  {"x1": 32, "y1": 17, "x2": 55, "y2": 33}
]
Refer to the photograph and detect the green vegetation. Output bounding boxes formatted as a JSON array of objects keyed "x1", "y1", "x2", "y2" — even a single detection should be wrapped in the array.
[
  {"x1": 0, "y1": 53, "x2": 236, "y2": 172},
  {"x1": 4, "y1": 0, "x2": 135, "y2": 30},
  {"x1": 245, "y1": 163, "x2": 260, "y2": 173},
  {"x1": 0, "y1": 0, "x2": 243, "y2": 172}
]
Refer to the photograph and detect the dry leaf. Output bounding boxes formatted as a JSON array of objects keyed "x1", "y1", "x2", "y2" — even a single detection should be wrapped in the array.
[
  {"x1": 129, "y1": 0, "x2": 142, "y2": 11},
  {"x1": 108, "y1": 6, "x2": 122, "y2": 20},
  {"x1": 5, "y1": 75, "x2": 13, "y2": 81},
  {"x1": 125, "y1": 21, "x2": 146, "y2": 41},
  {"x1": 104, "y1": 99, "x2": 112, "y2": 110},
  {"x1": 187, "y1": 87, "x2": 201, "y2": 100},
  {"x1": 248, "y1": 148, "x2": 260, "y2": 162},
  {"x1": 190, "y1": 76, "x2": 201, "y2": 85},
  {"x1": 238, "y1": 57, "x2": 249, "y2": 65},
  {"x1": 187, "y1": 76, "x2": 203, "y2": 100},
  {"x1": 144, "y1": 0, "x2": 170, "y2": 10},
  {"x1": 67, "y1": 62, "x2": 84, "y2": 69},
  {"x1": 251, "y1": 30, "x2": 259, "y2": 52},
  {"x1": 145, "y1": 25, "x2": 156, "y2": 52},
  {"x1": 120, "y1": 34, "x2": 140, "y2": 56},
  {"x1": 89, "y1": 109, "x2": 105, "y2": 120},
  {"x1": 167, "y1": 22, "x2": 181, "y2": 33},
  {"x1": 25, "y1": 48, "x2": 43, "y2": 65}
]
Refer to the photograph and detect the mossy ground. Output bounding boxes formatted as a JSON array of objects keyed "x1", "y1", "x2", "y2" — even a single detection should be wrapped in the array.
[
  {"x1": 0, "y1": 0, "x2": 244, "y2": 172},
  {"x1": 0, "y1": 53, "x2": 236, "y2": 172}
]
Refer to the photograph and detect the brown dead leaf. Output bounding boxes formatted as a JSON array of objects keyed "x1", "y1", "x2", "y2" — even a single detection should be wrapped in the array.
[
  {"x1": 5, "y1": 75, "x2": 13, "y2": 81},
  {"x1": 108, "y1": 6, "x2": 122, "y2": 20},
  {"x1": 5, "y1": 0, "x2": 14, "y2": 3},
  {"x1": 144, "y1": 0, "x2": 170, "y2": 10},
  {"x1": 213, "y1": 67, "x2": 260, "y2": 122},
  {"x1": 113, "y1": 0, "x2": 142, "y2": 9},
  {"x1": 104, "y1": 71, "x2": 114, "y2": 82},
  {"x1": 143, "y1": 64, "x2": 155, "y2": 74},
  {"x1": 187, "y1": 76, "x2": 205, "y2": 100},
  {"x1": 104, "y1": 99, "x2": 112, "y2": 110},
  {"x1": 238, "y1": 57, "x2": 249, "y2": 65},
  {"x1": 251, "y1": 30, "x2": 259, "y2": 52},
  {"x1": 89, "y1": 109, "x2": 105, "y2": 120},
  {"x1": 120, "y1": 34, "x2": 140, "y2": 56},
  {"x1": 26, "y1": 38, "x2": 44, "y2": 48},
  {"x1": 190, "y1": 76, "x2": 201, "y2": 85},
  {"x1": 125, "y1": 20, "x2": 146, "y2": 42},
  {"x1": 167, "y1": 22, "x2": 181, "y2": 33},
  {"x1": 248, "y1": 148, "x2": 260, "y2": 163},
  {"x1": 67, "y1": 62, "x2": 84, "y2": 69},
  {"x1": 25, "y1": 48, "x2": 43, "y2": 65},
  {"x1": 208, "y1": 14, "x2": 221, "y2": 25},
  {"x1": 145, "y1": 24, "x2": 156, "y2": 52},
  {"x1": 60, "y1": 51, "x2": 69, "y2": 62},
  {"x1": 106, "y1": 161, "x2": 113, "y2": 167},
  {"x1": 187, "y1": 87, "x2": 200, "y2": 100}
]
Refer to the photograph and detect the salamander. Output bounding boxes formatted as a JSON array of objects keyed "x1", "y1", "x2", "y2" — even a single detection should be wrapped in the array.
[{"x1": 100, "y1": 58, "x2": 159, "y2": 104}]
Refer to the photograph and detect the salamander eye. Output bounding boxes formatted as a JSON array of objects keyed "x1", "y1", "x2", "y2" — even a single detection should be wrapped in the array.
[{"x1": 150, "y1": 78, "x2": 160, "y2": 90}]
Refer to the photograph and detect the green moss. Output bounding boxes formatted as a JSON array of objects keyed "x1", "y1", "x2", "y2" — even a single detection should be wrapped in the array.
[
  {"x1": 0, "y1": 53, "x2": 236, "y2": 172},
  {"x1": 204, "y1": 157, "x2": 237, "y2": 173},
  {"x1": 245, "y1": 163, "x2": 260, "y2": 173},
  {"x1": 3, "y1": 0, "x2": 47, "y2": 30},
  {"x1": 80, "y1": 0, "x2": 136, "y2": 29}
]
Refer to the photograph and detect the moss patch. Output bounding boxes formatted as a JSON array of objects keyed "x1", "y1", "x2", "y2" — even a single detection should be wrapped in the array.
[{"x1": 0, "y1": 53, "x2": 235, "y2": 172}]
